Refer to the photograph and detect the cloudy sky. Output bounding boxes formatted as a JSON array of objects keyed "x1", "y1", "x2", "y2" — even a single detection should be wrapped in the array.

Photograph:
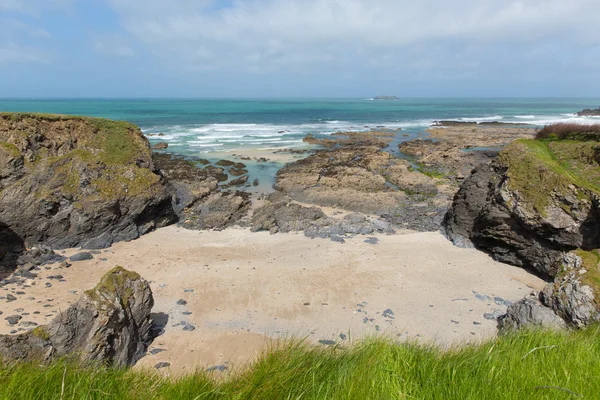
[{"x1": 1, "y1": 0, "x2": 599, "y2": 97}]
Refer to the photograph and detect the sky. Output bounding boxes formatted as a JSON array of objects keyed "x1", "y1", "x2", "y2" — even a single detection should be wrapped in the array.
[{"x1": 0, "y1": 0, "x2": 599, "y2": 98}]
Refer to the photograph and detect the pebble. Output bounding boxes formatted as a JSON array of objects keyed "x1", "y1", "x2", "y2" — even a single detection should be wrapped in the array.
[
  {"x1": 318, "y1": 340, "x2": 336, "y2": 346},
  {"x1": 339, "y1": 333, "x2": 347, "y2": 340},
  {"x1": 5, "y1": 315, "x2": 22, "y2": 325},
  {"x1": 6, "y1": 294, "x2": 16, "y2": 302},
  {"x1": 149, "y1": 348, "x2": 166, "y2": 355},
  {"x1": 176, "y1": 299, "x2": 187, "y2": 306},
  {"x1": 206, "y1": 364, "x2": 228, "y2": 372},
  {"x1": 382, "y1": 309, "x2": 395, "y2": 319},
  {"x1": 69, "y1": 252, "x2": 94, "y2": 262},
  {"x1": 154, "y1": 362, "x2": 171, "y2": 369},
  {"x1": 364, "y1": 237, "x2": 379, "y2": 245},
  {"x1": 183, "y1": 324, "x2": 196, "y2": 331}
]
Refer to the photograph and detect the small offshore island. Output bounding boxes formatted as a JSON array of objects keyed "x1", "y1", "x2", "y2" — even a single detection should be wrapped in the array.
[{"x1": 1, "y1": 112, "x2": 600, "y2": 398}]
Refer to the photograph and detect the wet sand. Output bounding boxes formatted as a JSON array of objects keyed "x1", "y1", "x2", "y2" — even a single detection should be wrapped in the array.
[{"x1": 0, "y1": 226, "x2": 544, "y2": 375}]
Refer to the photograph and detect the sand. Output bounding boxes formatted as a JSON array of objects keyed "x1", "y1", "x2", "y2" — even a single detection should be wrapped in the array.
[{"x1": 0, "y1": 226, "x2": 544, "y2": 375}]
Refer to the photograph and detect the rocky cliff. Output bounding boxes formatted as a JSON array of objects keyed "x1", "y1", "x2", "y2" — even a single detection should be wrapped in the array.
[
  {"x1": 0, "y1": 267, "x2": 154, "y2": 366},
  {"x1": 0, "y1": 113, "x2": 176, "y2": 270},
  {"x1": 444, "y1": 127, "x2": 600, "y2": 329}
]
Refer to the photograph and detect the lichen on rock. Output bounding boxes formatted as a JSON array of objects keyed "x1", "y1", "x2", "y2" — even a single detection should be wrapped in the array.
[
  {"x1": 0, "y1": 266, "x2": 154, "y2": 367},
  {"x1": 0, "y1": 113, "x2": 177, "y2": 270}
]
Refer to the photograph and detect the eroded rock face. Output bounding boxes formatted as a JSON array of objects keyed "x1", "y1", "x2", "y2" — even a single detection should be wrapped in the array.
[
  {"x1": 0, "y1": 267, "x2": 154, "y2": 367},
  {"x1": 497, "y1": 293, "x2": 566, "y2": 332},
  {"x1": 498, "y1": 253, "x2": 600, "y2": 331},
  {"x1": 444, "y1": 139, "x2": 600, "y2": 277},
  {"x1": 0, "y1": 114, "x2": 176, "y2": 266},
  {"x1": 250, "y1": 192, "x2": 394, "y2": 240},
  {"x1": 154, "y1": 154, "x2": 251, "y2": 230},
  {"x1": 540, "y1": 253, "x2": 600, "y2": 328}
]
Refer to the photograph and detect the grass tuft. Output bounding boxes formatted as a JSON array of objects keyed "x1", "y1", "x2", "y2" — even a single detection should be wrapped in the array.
[
  {"x1": 535, "y1": 123, "x2": 600, "y2": 141},
  {"x1": 1, "y1": 327, "x2": 600, "y2": 399}
]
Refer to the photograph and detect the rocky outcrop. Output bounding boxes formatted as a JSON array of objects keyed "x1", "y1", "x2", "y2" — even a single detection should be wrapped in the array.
[
  {"x1": 399, "y1": 124, "x2": 535, "y2": 180},
  {"x1": 444, "y1": 137, "x2": 600, "y2": 277},
  {"x1": 154, "y1": 153, "x2": 251, "y2": 230},
  {"x1": 0, "y1": 113, "x2": 176, "y2": 267},
  {"x1": 0, "y1": 267, "x2": 154, "y2": 367},
  {"x1": 498, "y1": 252, "x2": 600, "y2": 331},
  {"x1": 576, "y1": 107, "x2": 600, "y2": 117},
  {"x1": 497, "y1": 293, "x2": 567, "y2": 332},
  {"x1": 250, "y1": 192, "x2": 394, "y2": 241}
]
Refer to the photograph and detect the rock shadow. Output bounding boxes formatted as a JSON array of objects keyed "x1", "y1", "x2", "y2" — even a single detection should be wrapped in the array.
[
  {"x1": 0, "y1": 222, "x2": 25, "y2": 279},
  {"x1": 149, "y1": 312, "x2": 169, "y2": 339}
]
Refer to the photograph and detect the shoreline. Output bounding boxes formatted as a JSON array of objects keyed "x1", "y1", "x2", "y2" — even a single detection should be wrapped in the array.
[{"x1": 0, "y1": 225, "x2": 544, "y2": 375}]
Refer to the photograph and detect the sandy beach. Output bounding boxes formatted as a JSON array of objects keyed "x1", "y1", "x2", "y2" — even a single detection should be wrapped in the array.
[{"x1": 0, "y1": 226, "x2": 544, "y2": 375}]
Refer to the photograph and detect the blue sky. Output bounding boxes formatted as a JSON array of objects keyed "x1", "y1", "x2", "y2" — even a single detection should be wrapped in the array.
[{"x1": 1, "y1": 0, "x2": 599, "y2": 98}]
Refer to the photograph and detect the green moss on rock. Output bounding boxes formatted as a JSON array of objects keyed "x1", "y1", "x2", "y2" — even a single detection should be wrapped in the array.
[
  {"x1": 0, "y1": 141, "x2": 21, "y2": 158},
  {"x1": 85, "y1": 267, "x2": 141, "y2": 308},
  {"x1": 499, "y1": 139, "x2": 600, "y2": 216}
]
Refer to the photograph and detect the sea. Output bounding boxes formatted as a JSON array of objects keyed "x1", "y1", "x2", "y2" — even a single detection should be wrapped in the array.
[{"x1": 1, "y1": 98, "x2": 599, "y2": 188}]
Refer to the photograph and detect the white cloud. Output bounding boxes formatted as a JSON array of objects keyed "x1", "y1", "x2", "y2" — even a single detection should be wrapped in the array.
[
  {"x1": 0, "y1": 0, "x2": 73, "y2": 15},
  {"x1": 105, "y1": 0, "x2": 600, "y2": 72},
  {"x1": 0, "y1": 42, "x2": 50, "y2": 64},
  {"x1": 95, "y1": 35, "x2": 135, "y2": 57}
]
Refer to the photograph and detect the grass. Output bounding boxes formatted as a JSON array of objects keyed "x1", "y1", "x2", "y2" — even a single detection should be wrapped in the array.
[
  {"x1": 499, "y1": 138, "x2": 600, "y2": 216},
  {"x1": 1, "y1": 327, "x2": 600, "y2": 399},
  {"x1": 535, "y1": 123, "x2": 600, "y2": 141}
]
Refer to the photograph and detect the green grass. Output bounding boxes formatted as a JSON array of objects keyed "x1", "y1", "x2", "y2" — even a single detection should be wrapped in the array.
[
  {"x1": 499, "y1": 139, "x2": 600, "y2": 216},
  {"x1": 2, "y1": 327, "x2": 600, "y2": 399}
]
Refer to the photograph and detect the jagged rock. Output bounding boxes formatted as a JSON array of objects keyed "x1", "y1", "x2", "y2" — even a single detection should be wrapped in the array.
[
  {"x1": 154, "y1": 154, "x2": 251, "y2": 230},
  {"x1": 576, "y1": 107, "x2": 600, "y2": 117},
  {"x1": 16, "y1": 246, "x2": 66, "y2": 267},
  {"x1": 251, "y1": 193, "x2": 394, "y2": 239},
  {"x1": 70, "y1": 252, "x2": 94, "y2": 262},
  {"x1": 0, "y1": 267, "x2": 154, "y2": 367},
  {"x1": 152, "y1": 142, "x2": 169, "y2": 150},
  {"x1": 80, "y1": 233, "x2": 114, "y2": 250},
  {"x1": 179, "y1": 191, "x2": 251, "y2": 230},
  {"x1": 540, "y1": 253, "x2": 600, "y2": 328},
  {"x1": 0, "y1": 113, "x2": 176, "y2": 272},
  {"x1": 497, "y1": 292, "x2": 566, "y2": 332},
  {"x1": 444, "y1": 137, "x2": 600, "y2": 277},
  {"x1": 225, "y1": 175, "x2": 249, "y2": 187}
]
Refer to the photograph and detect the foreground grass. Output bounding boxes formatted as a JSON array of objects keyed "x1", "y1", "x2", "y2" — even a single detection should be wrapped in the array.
[{"x1": 1, "y1": 327, "x2": 600, "y2": 399}]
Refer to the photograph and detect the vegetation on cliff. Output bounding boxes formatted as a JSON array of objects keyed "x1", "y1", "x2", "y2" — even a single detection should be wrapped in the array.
[
  {"x1": 0, "y1": 113, "x2": 175, "y2": 251},
  {"x1": 1, "y1": 326, "x2": 599, "y2": 399}
]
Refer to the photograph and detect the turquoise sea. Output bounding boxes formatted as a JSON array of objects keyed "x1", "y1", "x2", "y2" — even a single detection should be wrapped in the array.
[
  {"x1": 1, "y1": 98, "x2": 599, "y2": 154},
  {"x1": 1, "y1": 98, "x2": 599, "y2": 189}
]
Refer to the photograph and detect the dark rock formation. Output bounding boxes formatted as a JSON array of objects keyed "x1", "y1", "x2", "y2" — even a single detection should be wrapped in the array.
[
  {"x1": 576, "y1": 107, "x2": 600, "y2": 117},
  {"x1": 498, "y1": 252, "x2": 600, "y2": 331},
  {"x1": 251, "y1": 192, "x2": 394, "y2": 240},
  {"x1": 179, "y1": 191, "x2": 251, "y2": 230},
  {"x1": 152, "y1": 142, "x2": 169, "y2": 150},
  {"x1": 497, "y1": 293, "x2": 566, "y2": 332},
  {"x1": 154, "y1": 153, "x2": 252, "y2": 230},
  {"x1": 0, "y1": 113, "x2": 176, "y2": 270},
  {"x1": 444, "y1": 138, "x2": 600, "y2": 277},
  {"x1": 0, "y1": 267, "x2": 154, "y2": 367}
]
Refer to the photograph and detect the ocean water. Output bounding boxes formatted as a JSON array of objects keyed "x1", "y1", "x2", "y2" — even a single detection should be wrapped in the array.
[
  {"x1": 1, "y1": 98, "x2": 599, "y2": 155},
  {"x1": 1, "y1": 98, "x2": 599, "y2": 190}
]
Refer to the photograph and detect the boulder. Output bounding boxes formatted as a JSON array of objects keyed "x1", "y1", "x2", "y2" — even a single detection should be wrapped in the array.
[
  {"x1": 0, "y1": 267, "x2": 154, "y2": 367},
  {"x1": 444, "y1": 138, "x2": 600, "y2": 277},
  {"x1": 497, "y1": 292, "x2": 566, "y2": 332},
  {"x1": 0, "y1": 113, "x2": 177, "y2": 270},
  {"x1": 152, "y1": 142, "x2": 169, "y2": 150}
]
